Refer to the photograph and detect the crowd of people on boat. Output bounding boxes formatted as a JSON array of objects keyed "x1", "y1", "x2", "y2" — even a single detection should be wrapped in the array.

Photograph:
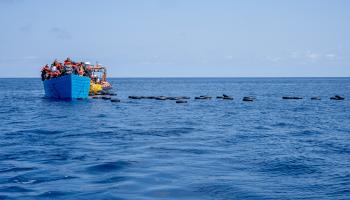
[{"x1": 41, "y1": 57, "x2": 93, "y2": 81}]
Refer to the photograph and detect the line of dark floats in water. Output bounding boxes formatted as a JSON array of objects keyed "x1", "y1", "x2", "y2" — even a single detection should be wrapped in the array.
[{"x1": 88, "y1": 93, "x2": 345, "y2": 104}]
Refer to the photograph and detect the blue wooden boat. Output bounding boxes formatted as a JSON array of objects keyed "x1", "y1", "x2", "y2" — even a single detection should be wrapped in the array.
[{"x1": 43, "y1": 74, "x2": 91, "y2": 99}]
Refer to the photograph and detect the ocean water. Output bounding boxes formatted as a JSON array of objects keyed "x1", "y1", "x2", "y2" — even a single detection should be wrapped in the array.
[{"x1": 0, "y1": 78, "x2": 349, "y2": 200}]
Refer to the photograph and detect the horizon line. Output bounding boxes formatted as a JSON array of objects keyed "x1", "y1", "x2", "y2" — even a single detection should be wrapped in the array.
[{"x1": 0, "y1": 76, "x2": 350, "y2": 79}]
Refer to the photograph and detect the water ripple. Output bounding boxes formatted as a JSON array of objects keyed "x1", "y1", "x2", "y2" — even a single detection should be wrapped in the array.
[{"x1": 0, "y1": 78, "x2": 349, "y2": 200}]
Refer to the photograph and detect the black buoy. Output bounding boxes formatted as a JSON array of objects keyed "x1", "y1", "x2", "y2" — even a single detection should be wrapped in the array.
[
  {"x1": 330, "y1": 95, "x2": 345, "y2": 100},
  {"x1": 176, "y1": 100, "x2": 187, "y2": 103},
  {"x1": 128, "y1": 96, "x2": 142, "y2": 99},
  {"x1": 243, "y1": 96, "x2": 255, "y2": 102},
  {"x1": 102, "y1": 96, "x2": 111, "y2": 100},
  {"x1": 155, "y1": 96, "x2": 167, "y2": 100},
  {"x1": 282, "y1": 96, "x2": 303, "y2": 100},
  {"x1": 167, "y1": 97, "x2": 179, "y2": 100},
  {"x1": 311, "y1": 97, "x2": 321, "y2": 100},
  {"x1": 111, "y1": 98, "x2": 121, "y2": 102},
  {"x1": 195, "y1": 96, "x2": 212, "y2": 100}
]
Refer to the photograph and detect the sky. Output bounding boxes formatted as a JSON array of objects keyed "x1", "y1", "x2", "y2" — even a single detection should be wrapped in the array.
[{"x1": 0, "y1": 0, "x2": 349, "y2": 77}]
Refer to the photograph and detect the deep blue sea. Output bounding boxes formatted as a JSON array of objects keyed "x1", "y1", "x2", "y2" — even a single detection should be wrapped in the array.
[{"x1": 0, "y1": 78, "x2": 349, "y2": 200}]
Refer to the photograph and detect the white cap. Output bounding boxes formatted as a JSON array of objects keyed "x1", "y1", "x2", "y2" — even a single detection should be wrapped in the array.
[{"x1": 84, "y1": 62, "x2": 91, "y2": 65}]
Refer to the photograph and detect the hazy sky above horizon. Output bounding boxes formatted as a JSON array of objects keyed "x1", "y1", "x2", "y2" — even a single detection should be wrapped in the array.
[{"x1": 0, "y1": 0, "x2": 349, "y2": 77}]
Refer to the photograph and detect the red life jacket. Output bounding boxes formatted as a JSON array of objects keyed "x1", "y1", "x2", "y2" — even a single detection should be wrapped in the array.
[
  {"x1": 50, "y1": 70, "x2": 61, "y2": 77},
  {"x1": 56, "y1": 63, "x2": 63, "y2": 71},
  {"x1": 64, "y1": 60, "x2": 72, "y2": 65},
  {"x1": 41, "y1": 65, "x2": 50, "y2": 73}
]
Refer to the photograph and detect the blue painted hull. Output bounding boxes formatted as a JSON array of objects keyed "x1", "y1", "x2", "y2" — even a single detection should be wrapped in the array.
[{"x1": 43, "y1": 74, "x2": 90, "y2": 99}]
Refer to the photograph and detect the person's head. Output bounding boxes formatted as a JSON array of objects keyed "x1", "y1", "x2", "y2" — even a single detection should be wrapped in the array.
[{"x1": 66, "y1": 57, "x2": 71, "y2": 61}]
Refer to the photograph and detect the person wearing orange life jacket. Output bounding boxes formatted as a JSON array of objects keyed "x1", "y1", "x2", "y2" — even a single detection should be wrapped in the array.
[
  {"x1": 50, "y1": 64, "x2": 61, "y2": 78},
  {"x1": 52, "y1": 59, "x2": 63, "y2": 75},
  {"x1": 41, "y1": 64, "x2": 51, "y2": 81}
]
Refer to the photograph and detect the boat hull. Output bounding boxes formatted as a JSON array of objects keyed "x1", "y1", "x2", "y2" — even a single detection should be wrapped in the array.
[{"x1": 43, "y1": 74, "x2": 91, "y2": 99}]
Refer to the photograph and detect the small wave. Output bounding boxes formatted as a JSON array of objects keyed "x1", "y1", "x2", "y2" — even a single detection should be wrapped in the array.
[
  {"x1": 0, "y1": 167, "x2": 36, "y2": 174},
  {"x1": 144, "y1": 187, "x2": 204, "y2": 199},
  {"x1": 32, "y1": 129, "x2": 65, "y2": 135},
  {"x1": 129, "y1": 127, "x2": 197, "y2": 137},
  {"x1": 272, "y1": 122, "x2": 291, "y2": 127},
  {"x1": 290, "y1": 129, "x2": 323, "y2": 136},
  {"x1": 96, "y1": 114, "x2": 107, "y2": 118},
  {"x1": 0, "y1": 186, "x2": 33, "y2": 193},
  {"x1": 319, "y1": 141, "x2": 350, "y2": 154},
  {"x1": 93, "y1": 176, "x2": 127, "y2": 184},
  {"x1": 37, "y1": 190, "x2": 70, "y2": 198},
  {"x1": 7, "y1": 174, "x2": 76, "y2": 185},
  {"x1": 258, "y1": 157, "x2": 319, "y2": 176},
  {"x1": 196, "y1": 183, "x2": 268, "y2": 200},
  {"x1": 254, "y1": 125, "x2": 271, "y2": 130},
  {"x1": 86, "y1": 161, "x2": 133, "y2": 174},
  {"x1": 150, "y1": 147, "x2": 209, "y2": 155}
]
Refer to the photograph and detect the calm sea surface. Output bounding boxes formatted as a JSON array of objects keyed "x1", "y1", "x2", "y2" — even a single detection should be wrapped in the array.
[{"x1": 0, "y1": 78, "x2": 349, "y2": 200}]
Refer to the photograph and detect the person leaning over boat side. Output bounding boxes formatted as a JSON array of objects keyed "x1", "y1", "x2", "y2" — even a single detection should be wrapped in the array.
[{"x1": 41, "y1": 64, "x2": 51, "y2": 81}]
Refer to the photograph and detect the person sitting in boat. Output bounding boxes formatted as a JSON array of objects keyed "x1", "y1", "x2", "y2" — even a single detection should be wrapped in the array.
[
  {"x1": 73, "y1": 62, "x2": 83, "y2": 75},
  {"x1": 83, "y1": 62, "x2": 92, "y2": 77},
  {"x1": 63, "y1": 64, "x2": 73, "y2": 75},
  {"x1": 52, "y1": 59, "x2": 63, "y2": 75},
  {"x1": 41, "y1": 64, "x2": 51, "y2": 81},
  {"x1": 50, "y1": 64, "x2": 61, "y2": 78},
  {"x1": 77, "y1": 63, "x2": 85, "y2": 76},
  {"x1": 64, "y1": 57, "x2": 72, "y2": 66}
]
